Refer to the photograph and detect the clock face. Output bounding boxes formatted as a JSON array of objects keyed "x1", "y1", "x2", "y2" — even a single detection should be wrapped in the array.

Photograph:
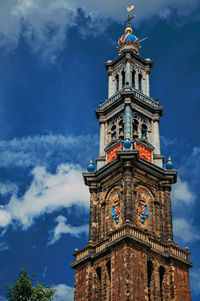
[
  {"x1": 107, "y1": 143, "x2": 122, "y2": 163},
  {"x1": 135, "y1": 142, "x2": 152, "y2": 162}
]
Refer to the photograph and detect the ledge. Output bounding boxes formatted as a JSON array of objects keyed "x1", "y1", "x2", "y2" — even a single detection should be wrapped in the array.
[
  {"x1": 71, "y1": 224, "x2": 193, "y2": 269},
  {"x1": 83, "y1": 150, "x2": 177, "y2": 187}
]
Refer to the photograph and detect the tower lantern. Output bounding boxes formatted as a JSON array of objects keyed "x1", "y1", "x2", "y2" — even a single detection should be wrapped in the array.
[{"x1": 71, "y1": 7, "x2": 193, "y2": 300}]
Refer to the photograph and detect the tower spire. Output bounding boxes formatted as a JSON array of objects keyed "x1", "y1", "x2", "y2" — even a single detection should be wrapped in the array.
[
  {"x1": 118, "y1": 4, "x2": 140, "y2": 54},
  {"x1": 72, "y1": 6, "x2": 193, "y2": 300}
]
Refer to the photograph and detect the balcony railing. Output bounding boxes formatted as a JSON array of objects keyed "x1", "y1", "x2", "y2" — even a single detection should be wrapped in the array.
[
  {"x1": 73, "y1": 224, "x2": 190, "y2": 264},
  {"x1": 99, "y1": 88, "x2": 159, "y2": 110}
]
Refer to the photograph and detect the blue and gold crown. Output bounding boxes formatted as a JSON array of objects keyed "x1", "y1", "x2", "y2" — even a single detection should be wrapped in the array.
[{"x1": 118, "y1": 26, "x2": 140, "y2": 54}]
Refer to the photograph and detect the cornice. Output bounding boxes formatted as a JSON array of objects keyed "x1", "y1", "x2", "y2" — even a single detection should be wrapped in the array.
[{"x1": 83, "y1": 150, "x2": 177, "y2": 187}]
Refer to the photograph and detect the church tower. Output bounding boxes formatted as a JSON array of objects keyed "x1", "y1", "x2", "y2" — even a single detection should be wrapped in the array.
[{"x1": 71, "y1": 10, "x2": 193, "y2": 301}]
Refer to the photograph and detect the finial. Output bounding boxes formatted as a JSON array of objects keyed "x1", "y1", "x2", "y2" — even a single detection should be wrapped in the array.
[
  {"x1": 87, "y1": 160, "x2": 95, "y2": 172},
  {"x1": 124, "y1": 137, "x2": 132, "y2": 150},
  {"x1": 122, "y1": 4, "x2": 136, "y2": 27},
  {"x1": 74, "y1": 248, "x2": 78, "y2": 252},
  {"x1": 118, "y1": 4, "x2": 140, "y2": 54},
  {"x1": 166, "y1": 157, "x2": 174, "y2": 170}
]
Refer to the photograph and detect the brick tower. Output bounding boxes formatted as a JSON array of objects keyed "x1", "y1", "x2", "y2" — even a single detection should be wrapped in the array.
[{"x1": 71, "y1": 12, "x2": 193, "y2": 301}]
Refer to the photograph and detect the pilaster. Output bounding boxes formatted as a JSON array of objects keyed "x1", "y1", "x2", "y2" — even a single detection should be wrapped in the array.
[
  {"x1": 145, "y1": 69, "x2": 150, "y2": 96},
  {"x1": 124, "y1": 98, "x2": 132, "y2": 140},
  {"x1": 125, "y1": 57, "x2": 132, "y2": 87},
  {"x1": 152, "y1": 116, "x2": 161, "y2": 155},
  {"x1": 89, "y1": 187, "x2": 98, "y2": 242},
  {"x1": 99, "y1": 118, "x2": 106, "y2": 157},
  {"x1": 123, "y1": 161, "x2": 134, "y2": 223},
  {"x1": 164, "y1": 184, "x2": 173, "y2": 241},
  {"x1": 108, "y1": 70, "x2": 115, "y2": 98}
]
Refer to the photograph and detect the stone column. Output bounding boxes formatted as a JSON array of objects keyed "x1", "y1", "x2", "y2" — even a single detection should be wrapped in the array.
[
  {"x1": 169, "y1": 263, "x2": 175, "y2": 300},
  {"x1": 124, "y1": 243, "x2": 132, "y2": 300},
  {"x1": 145, "y1": 69, "x2": 150, "y2": 96},
  {"x1": 99, "y1": 119, "x2": 106, "y2": 157},
  {"x1": 89, "y1": 188, "x2": 98, "y2": 242},
  {"x1": 152, "y1": 116, "x2": 161, "y2": 154},
  {"x1": 119, "y1": 72, "x2": 123, "y2": 90},
  {"x1": 141, "y1": 72, "x2": 146, "y2": 94},
  {"x1": 123, "y1": 161, "x2": 134, "y2": 223},
  {"x1": 164, "y1": 184, "x2": 173, "y2": 241},
  {"x1": 124, "y1": 101, "x2": 132, "y2": 140},
  {"x1": 125, "y1": 57, "x2": 132, "y2": 87},
  {"x1": 86, "y1": 263, "x2": 93, "y2": 301},
  {"x1": 108, "y1": 70, "x2": 114, "y2": 98},
  {"x1": 153, "y1": 264, "x2": 162, "y2": 300},
  {"x1": 135, "y1": 70, "x2": 139, "y2": 89}
]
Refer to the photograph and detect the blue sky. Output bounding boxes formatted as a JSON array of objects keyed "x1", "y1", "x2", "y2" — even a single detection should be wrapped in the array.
[{"x1": 0, "y1": 1, "x2": 200, "y2": 300}]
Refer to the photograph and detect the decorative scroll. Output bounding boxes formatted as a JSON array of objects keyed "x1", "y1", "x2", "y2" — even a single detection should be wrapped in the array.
[
  {"x1": 137, "y1": 193, "x2": 149, "y2": 223},
  {"x1": 135, "y1": 142, "x2": 152, "y2": 162},
  {"x1": 111, "y1": 193, "x2": 121, "y2": 224},
  {"x1": 107, "y1": 143, "x2": 122, "y2": 163}
]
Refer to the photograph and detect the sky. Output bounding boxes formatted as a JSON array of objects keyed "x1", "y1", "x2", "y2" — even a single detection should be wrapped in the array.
[{"x1": 0, "y1": 0, "x2": 200, "y2": 300}]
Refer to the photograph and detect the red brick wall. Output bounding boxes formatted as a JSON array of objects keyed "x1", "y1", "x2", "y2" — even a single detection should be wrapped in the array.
[
  {"x1": 174, "y1": 264, "x2": 191, "y2": 301},
  {"x1": 74, "y1": 264, "x2": 87, "y2": 300}
]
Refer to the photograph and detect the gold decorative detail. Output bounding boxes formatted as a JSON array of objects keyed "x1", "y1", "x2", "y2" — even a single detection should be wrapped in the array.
[
  {"x1": 118, "y1": 44, "x2": 141, "y2": 54},
  {"x1": 108, "y1": 70, "x2": 113, "y2": 76},
  {"x1": 125, "y1": 26, "x2": 133, "y2": 34},
  {"x1": 145, "y1": 69, "x2": 151, "y2": 74},
  {"x1": 127, "y1": 5, "x2": 134, "y2": 12}
]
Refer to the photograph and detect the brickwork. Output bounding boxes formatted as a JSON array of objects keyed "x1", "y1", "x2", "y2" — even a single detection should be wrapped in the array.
[
  {"x1": 74, "y1": 263, "x2": 87, "y2": 300},
  {"x1": 173, "y1": 263, "x2": 191, "y2": 301},
  {"x1": 87, "y1": 166, "x2": 174, "y2": 243},
  {"x1": 73, "y1": 237, "x2": 192, "y2": 300}
]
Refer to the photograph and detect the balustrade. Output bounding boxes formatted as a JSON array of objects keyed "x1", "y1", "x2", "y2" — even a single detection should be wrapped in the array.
[
  {"x1": 99, "y1": 88, "x2": 159, "y2": 110},
  {"x1": 74, "y1": 225, "x2": 190, "y2": 263}
]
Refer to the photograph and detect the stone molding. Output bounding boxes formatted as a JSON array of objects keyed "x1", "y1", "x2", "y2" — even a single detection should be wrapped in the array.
[{"x1": 71, "y1": 223, "x2": 192, "y2": 269}]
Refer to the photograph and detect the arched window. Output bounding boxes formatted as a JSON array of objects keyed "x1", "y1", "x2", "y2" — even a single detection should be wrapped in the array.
[
  {"x1": 139, "y1": 73, "x2": 142, "y2": 91},
  {"x1": 142, "y1": 124, "x2": 147, "y2": 139},
  {"x1": 119, "y1": 119, "x2": 124, "y2": 140},
  {"x1": 133, "y1": 119, "x2": 139, "y2": 139},
  {"x1": 111, "y1": 124, "x2": 116, "y2": 140},
  {"x1": 121, "y1": 70, "x2": 125, "y2": 88},
  {"x1": 115, "y1": 74, "x2": 119, "y2": 92},
  {"x1": 96, "y1": 267, "x2": 101, "y2": 300},
  {"x1": 147, "y1": 261, "x2": 153, "y2": 301},
  {"x1": 106, "y1": 260, "x2": 111, "y2": 300},
  {"x1": 132, "y1": 70, "x2": 136, "y2": 88},
  {"x1": 159, "y1": 266, "x2": 165, "y2": 301}
]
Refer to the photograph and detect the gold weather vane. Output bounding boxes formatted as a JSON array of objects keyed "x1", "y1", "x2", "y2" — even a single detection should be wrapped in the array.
[
  {"x1": 127, "y1": 5, "x2": 134, "y2": 12},
  {"x1": 122, "y1": 4, "x2": 136, "y2": 26}
]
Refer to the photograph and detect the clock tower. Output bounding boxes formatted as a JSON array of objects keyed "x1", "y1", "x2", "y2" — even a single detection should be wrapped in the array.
[{"x1": 71, "y1": 14, "x2": 193, "y2": 301}]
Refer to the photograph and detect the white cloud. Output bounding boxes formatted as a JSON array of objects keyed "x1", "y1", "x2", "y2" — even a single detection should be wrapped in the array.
[
  {"x1": 172, "y1": 177, "x2": 195, "y2": 206},
  {"x1": 0, "y1": 134, "x2": 98, "y2": 168},
  {"x1": 0, "y1": 209, "x2": 12, "y2": 228},
  {"x1": 0, "y1": 182, "x2": 18, "y2": 196},
  {"x1": 0, "y1": 296, "x2": 7, "y2": 301},
  {"x1": 0, "y1": 0, "x2": 199, "y2": 60},
  {"x1": 173, "y1": 218, "x2": 200, "y2": 243},
  {"x1": 48, "y1": 215, "x2": 88, "y2": 245},
  {"x1": 0, "y1": 163, "x2": 89, "y2": 230},
  {"x1": 0, "y1": 0, "x2": 108, "y2": 61},
  {"x1": 53, "y1": 284, "x2": 73, "y2": 301}
]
